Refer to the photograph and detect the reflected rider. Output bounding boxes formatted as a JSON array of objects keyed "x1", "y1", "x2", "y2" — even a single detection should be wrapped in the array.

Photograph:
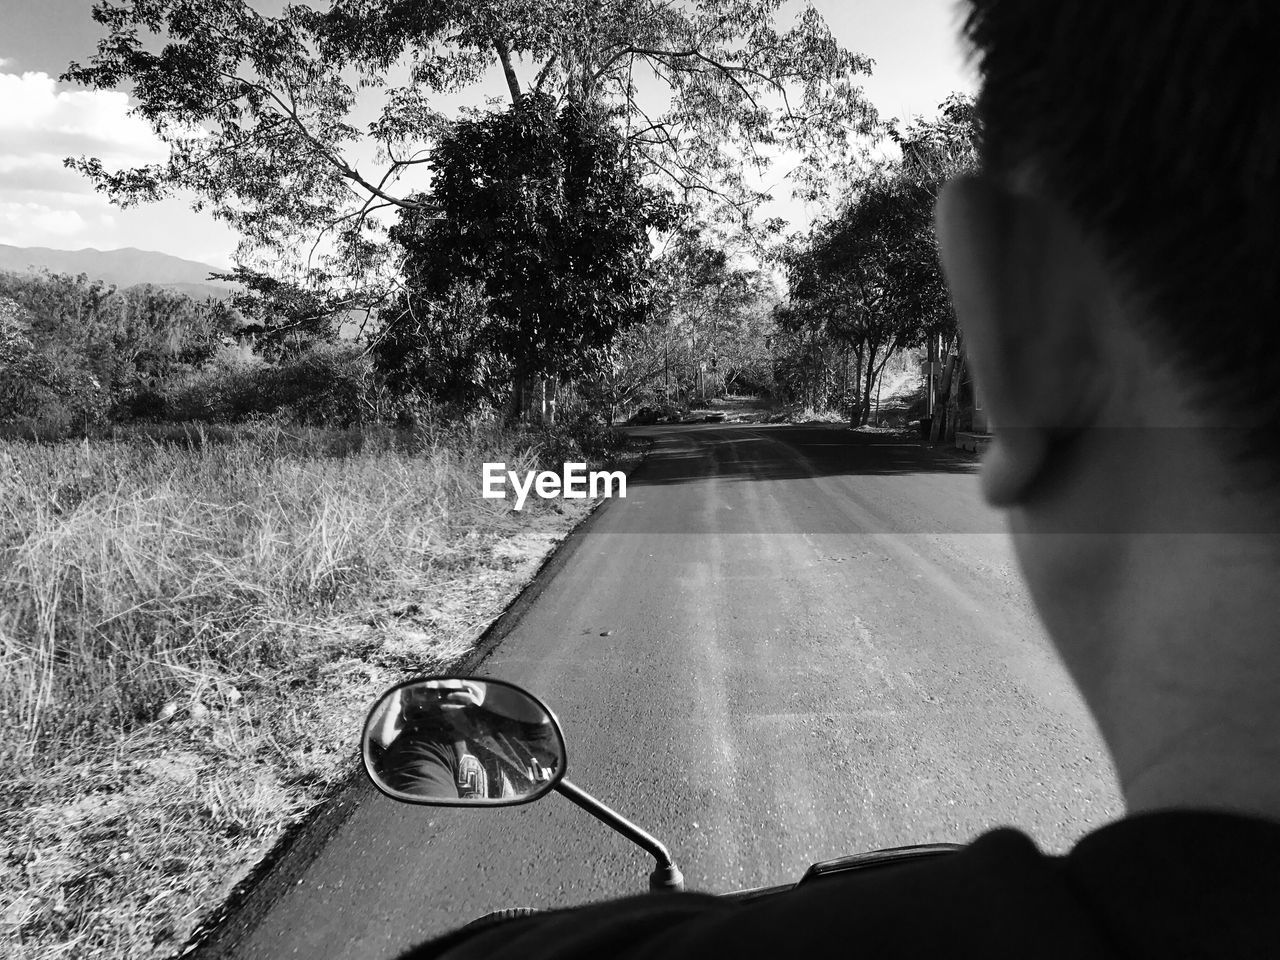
[{"x1": 376, "y1": 680, "x2": 561, "y2": 801}]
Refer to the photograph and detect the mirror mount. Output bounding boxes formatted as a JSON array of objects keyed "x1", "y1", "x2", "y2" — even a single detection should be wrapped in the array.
[
  {"x1": 553, "y1": 779, "x2": 684, "y2": 892},
  {"x1": 363, "y1": 677, "x2": 567, "y2": 807},
  {"x1": 362, "y1": 676, "x2": 683, "y2": 892}
]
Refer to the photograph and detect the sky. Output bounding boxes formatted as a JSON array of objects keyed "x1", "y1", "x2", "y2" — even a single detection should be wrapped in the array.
[{"x1": 0, "y1": 0, "x2": 976, "y2": 267}]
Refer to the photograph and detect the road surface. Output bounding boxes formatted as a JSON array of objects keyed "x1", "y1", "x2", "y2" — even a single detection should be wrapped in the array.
[{"x1": 193, "y1": 423, "x2": 1122, "y2": 959}]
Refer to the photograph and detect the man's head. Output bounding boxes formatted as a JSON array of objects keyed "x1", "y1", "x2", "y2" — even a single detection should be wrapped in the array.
[
  {"x1": 953, "y1": 2, "x2": 1280, "y2": 445},
  {"x1": 936, "y1": 2, "x2": 1280, "y2": 813}
]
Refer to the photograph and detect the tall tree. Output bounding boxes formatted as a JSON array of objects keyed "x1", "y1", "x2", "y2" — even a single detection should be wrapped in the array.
[
  {"x1": 374, "y1": 94, "x2": 675, "y2": 414},
  {"x1": 64, "y1": 0, "x2": 877, "y2": 281},
  {"x1": 777, "y1": 94, "x2": 978, "y2": 425}
]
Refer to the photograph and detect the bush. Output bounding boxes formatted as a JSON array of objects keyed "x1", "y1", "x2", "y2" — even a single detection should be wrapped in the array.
[
  {"x1": 2, "y1": 310, "x2": 113, "y2": 436},
  {"x1": 158, "y1": 345, "x2": 265, "y2": 422},
  {"x1": 159, "y1": 343, "x2": 376, "y2": 425},
  {"x1": 267, "y1": 343, "x2": 376, "y2": 425},
  {"x1": 531, "y1": 409, "x2": 627, "y2": 467}
]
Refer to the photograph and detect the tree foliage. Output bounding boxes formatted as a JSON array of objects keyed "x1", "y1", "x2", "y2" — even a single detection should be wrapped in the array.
[
  {"x1": 599, "y1": 235, "x2": 780, "y2": 415},
  {"x1": 210, "y1": 265, "x2": 369, "y2": 359},
  {"x1": 374, "y1": 93, "x2": 675, "y2": 410},
  {"x1": 774, "y1": 94, "x2": 978, "y2": 423},
  {"x1": 63, "y1": 0, "x2": 876, "y2": 277},
  {"x1": 371, "y1": 280, "x2": 498, "y2": 413},
  {"x1": 0, "y1": 272, "x2": 243, "y2": 427}
]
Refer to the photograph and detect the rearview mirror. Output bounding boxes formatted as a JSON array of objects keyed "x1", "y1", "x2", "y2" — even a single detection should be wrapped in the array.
[{"x1": 362, "y1": 677, "x2": 567, "y2": 806}]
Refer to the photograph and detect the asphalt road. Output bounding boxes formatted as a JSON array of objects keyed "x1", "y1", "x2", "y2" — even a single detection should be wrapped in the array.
[{"x1": 194, "y1": 424, "x2": 1122, "y2": 959}]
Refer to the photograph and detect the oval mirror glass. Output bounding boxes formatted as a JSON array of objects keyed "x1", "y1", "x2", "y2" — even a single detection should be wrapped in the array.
[{"x1": 362, "y1": 677, "x2": 567, "y2": 806}]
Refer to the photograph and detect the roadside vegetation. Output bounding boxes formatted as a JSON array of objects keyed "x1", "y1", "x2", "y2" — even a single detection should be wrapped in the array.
[
  {"x1": 0, "y1": 2, "x2": 989, "y2": 956},
  {"x1": 776, "y1": 95, "x2": 980, "y2": 436},
  {"x1": 0, "y1": 420, "x2": 626, "y2": 958}
]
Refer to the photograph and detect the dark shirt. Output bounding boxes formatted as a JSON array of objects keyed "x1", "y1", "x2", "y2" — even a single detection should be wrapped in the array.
[
  {"x1": 398, "y1": 811, "x2": 1280, "y2": 959},
  {"x1": 382, "y1": 719, "x2": 562, "y2": 800},
  {"x1": 383, "y1": 735, "x2": 460, "y2": 799}
]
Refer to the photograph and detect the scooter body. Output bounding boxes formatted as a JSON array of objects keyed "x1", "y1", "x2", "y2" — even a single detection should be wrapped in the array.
[{"x1": 362, "y1": 675, "x2": 961, "y2": 918}]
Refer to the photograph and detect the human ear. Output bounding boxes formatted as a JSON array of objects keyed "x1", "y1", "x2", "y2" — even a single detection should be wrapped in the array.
[{"x1": 934, "y1": 175, "x2": 1103, "y2": 508}]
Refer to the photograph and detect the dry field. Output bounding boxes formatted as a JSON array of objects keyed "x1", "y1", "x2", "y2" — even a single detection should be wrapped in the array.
[{"x1": 0, "y1": 422, "x2": 614, "y2": 959}]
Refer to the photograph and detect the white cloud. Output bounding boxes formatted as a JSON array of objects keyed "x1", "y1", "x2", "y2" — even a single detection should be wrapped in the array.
[
  {"x1": 30, "y1": 207, "x2": 87, "y2": 237},
  {"x1": 0, "y1": 200, "x2": 95, "y2": 245},
  {"x1": 0, "y1": 154, "x2": 95, "y2": 195},
  {"x1": 0, "y1": 71, "x2": 234, "y2": 260},
  {"x1": 0, "y1": 71, "x2": 169, "y2": 167},
  {"x1": 0, "y1": 70, "x2": 172, "y2": 230},
  {"x1": 0, "y1": 69, "x2": 177, "y2": 249}
]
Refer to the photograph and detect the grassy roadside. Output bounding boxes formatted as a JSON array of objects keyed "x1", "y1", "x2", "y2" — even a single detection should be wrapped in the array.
[{"x1": 0, "y1": 421, "x2": 639, "y2": 960}]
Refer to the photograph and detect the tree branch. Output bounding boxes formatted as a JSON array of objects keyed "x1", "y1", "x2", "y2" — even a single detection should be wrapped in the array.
[
  {"x1": 223, "y1": 72, "x2": 436, "y2": 214},
  {"x1": 495, "y1": 38, "x2": 523, "y2": 104}
]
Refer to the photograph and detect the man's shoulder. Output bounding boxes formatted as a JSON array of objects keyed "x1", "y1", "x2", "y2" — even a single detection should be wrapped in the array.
[
  {"x1": 1060, "y1": 809, "x2": 1280, "y2": 958},
  {"x1": 411, "y1": 811, "x2": 1280, "y2": 960},
  {"x1": 417, "y1": 827, "x2": 1089, "y2": 960},
  {"x1": 732, "y1": 826, "x2": 1111, "y2": 957}
]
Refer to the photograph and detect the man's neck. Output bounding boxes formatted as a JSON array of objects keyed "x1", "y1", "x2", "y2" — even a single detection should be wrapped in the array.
[{"x1": 1091, "y1": 530, "x2": 1280, "y2": 821}]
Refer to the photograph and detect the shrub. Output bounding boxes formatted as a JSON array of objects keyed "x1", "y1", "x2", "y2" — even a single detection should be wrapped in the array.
[
  {"x1": 158, "y1": 343, "x2": 376, "y2": 425},
  {"x1": 530, "y1": 409, "x2": 627, "y2": 468},
  {"x1": 2, "y1": 306, "x2": 113, "y2": 436},
  {"x1": 262, "y1": 343, "x2": 376, "y2": 426}
]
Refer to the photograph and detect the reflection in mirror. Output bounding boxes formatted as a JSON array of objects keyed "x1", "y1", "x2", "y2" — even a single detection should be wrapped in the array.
[{"x1": 363, "y1": 678, "x2": 566, "y2": 806}]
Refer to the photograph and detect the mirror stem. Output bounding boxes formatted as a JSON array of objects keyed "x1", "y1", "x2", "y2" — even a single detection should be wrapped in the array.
[{"x1": 553, "y1": 780, "x2": 685, "y2": 892}]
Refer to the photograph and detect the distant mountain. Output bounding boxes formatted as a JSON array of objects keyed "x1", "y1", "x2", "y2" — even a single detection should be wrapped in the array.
[{"x1": 0, "y1": 245, "x2": 239, "y2": 301}]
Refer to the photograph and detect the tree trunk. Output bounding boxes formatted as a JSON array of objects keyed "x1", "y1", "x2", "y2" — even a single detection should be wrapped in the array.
[
  {"x1": 850, "y1": 343, "x2": 864, "y2": 424},
  {"x1": 930, "y1": 355, "x2": 957, "y2": 442},
  {"x1": 860, "y1": 342, "x2": 881, "y2": 427},
  {"x1": 870, "y1": 350, "x2": 894, "y2": 425},
  {"x1": 945, "y1": 354, "x2": 966, "y2": 442},
  {"x1": 495, "y1": 39, "x2": 523, "y2": 104},
  {"x1": 509, "y1": 372, "x2": 527, "y2": 422},
  {"x1": 926, "y1": 333, "x2": 938, "y2": 423}
]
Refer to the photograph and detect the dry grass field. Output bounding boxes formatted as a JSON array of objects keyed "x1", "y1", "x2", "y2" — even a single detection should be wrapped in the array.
[{"x1": 0, "y1": 422, "x2": 613, "y2": 959}]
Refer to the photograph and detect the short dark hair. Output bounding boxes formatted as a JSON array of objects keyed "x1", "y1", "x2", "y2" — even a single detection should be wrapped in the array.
[{"x1": 961, "y1": 2, "x2": 1280, "y2": 473}]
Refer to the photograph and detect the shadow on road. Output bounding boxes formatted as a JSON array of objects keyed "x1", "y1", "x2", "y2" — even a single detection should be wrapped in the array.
[{"x1": 625, "y1": 423, "x2": 980, "y2": 488}]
